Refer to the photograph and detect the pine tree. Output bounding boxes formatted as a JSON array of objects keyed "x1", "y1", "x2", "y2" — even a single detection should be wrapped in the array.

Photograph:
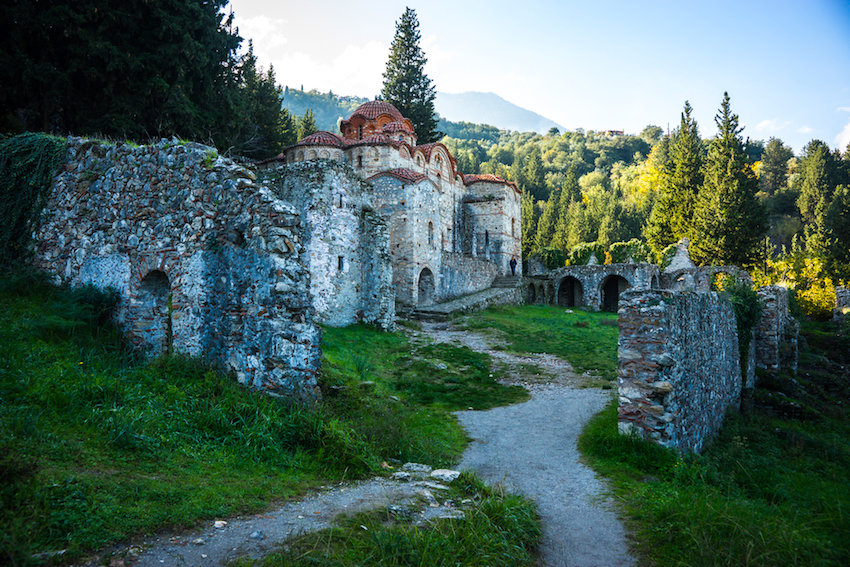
[
  {"x1": 645, "y1": 101, "x2": 703, "y2": 253},
  {"x1": 298, "y1": 109, "x2": 318, "y2": 141},
  {"x1": 520, "y1": 189, "x2": 536, "y2": 259},
  {"x1": 534, "y1": 189, "x2": 561, "y2": 251},
  {"x1": 690, "y1": 93, "x2": 767, "y2": 267},
  {"x1": 759, "y1": 137, "x2": 794, "y2": 195},
  {"x1": 381, "y1": 8, "x2": 440, "y2": 144},
  {"x1": 524, "y1": 146, "x2": 547, "y2": 200}
]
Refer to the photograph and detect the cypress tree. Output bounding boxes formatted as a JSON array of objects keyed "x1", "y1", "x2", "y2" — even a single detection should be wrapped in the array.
[
  {"x1": 645, "y1": 101, "x2": 703, "y2": 253},
  {"x1": 690, "y1": 93, "x2": 767, "y2": 267},
  {"x1": 381, "y1": 8, "x2": 440, "y2": 144},
  {"x1": 520, "y1": 189, "x2": 536, "y2": 260},
  {"x1": 298, "y1": 109, "x2": 318, "y2": 141}
]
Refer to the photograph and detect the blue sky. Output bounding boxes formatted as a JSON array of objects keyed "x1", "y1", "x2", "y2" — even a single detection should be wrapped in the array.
[{"x1": 226, "y1": 0, "x2": 850, "y2": 154}]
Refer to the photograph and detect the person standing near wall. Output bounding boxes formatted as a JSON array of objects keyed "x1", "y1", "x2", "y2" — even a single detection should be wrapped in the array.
[{"x1": 510, "y1": 256, "x2": 517, "y2": 276}]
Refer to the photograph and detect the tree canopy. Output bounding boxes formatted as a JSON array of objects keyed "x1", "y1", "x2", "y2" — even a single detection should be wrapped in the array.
[{"x1": 381, "y1": 8, "x2": 440, "y2": 144}]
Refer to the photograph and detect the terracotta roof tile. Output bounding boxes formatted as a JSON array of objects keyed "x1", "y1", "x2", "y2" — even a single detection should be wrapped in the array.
[
  {"x1": 463, "y1": 173, "x2": 519, "y2": 191},
  {"x1": 349, "y1": 101, "x2": 406, "y2": 122},
  {"x1": 368, "y1": 168, "x2": 429, "y2": 183},
  {"x1": 382, "y1": 121, "x2": 414, "y2": 134},
  {"x1": 293, "y1": 131, "x2": 344, "y2": 147}
]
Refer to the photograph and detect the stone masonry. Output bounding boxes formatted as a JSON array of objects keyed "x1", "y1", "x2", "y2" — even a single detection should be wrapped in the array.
[
  {"x1": 34, "y1": 137, "x2": 322, "y2": 400},
  {"x1": 755, "y1": 286, "x2": 798, "y2": 374},
  {"x1": 617, "y1": 289, "x2": 744, "y2": 452}
]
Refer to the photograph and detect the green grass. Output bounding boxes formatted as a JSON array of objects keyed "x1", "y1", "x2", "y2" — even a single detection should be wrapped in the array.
[
  {"x1": 240, "y1": 471, "x2": 541, "y2": 567},
  {"x1": 0, "y1": 270, "x2": 536, "y2": 565},
  {"x1": 462, "y1": 304, "x2": 619, "y2": 379},
  {"x1": 579, "y1": 318, "x2": 850, "y2": 566}
]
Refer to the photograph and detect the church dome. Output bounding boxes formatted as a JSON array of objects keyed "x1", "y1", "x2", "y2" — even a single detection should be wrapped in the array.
[{"x1": 349, "y1": 101, "x2": 406, "y2": 122}]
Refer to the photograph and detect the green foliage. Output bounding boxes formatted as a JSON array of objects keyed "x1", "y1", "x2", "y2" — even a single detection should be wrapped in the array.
[
  {"x1": 645, "y1": 101, "x2": 704, "y2": 254},
  {"x1": 381, "y1": 8, "x2": 440, "y2": 144},
  {"x1": 690, "y1": 93, "x2": 768, "y2": 267},
  {"x1": 759, "y1": 137, "x2": 794, "y2": 195},
  {"x1": 608, "y1": 238, "x2": 651, "y2": 264},
  {"x1": 1, "y1": 271, "x2": 535, "y2": 562},
  {"x1": 534, "y1": 247, "x2": 567, "y2": 270},
  {"x1": 568, "y1": 242, "x2": 605, "y2": 266},
  {"x1": 722, "y1": 279, "x2": 764, "y2": 381},
  {"x1": 297, "y1": 109, "x2": 318, "y2": 141},
  {"x1": 253, "y1": 472, "x2": 541, "y2": 567},
  {"x1": 657, "y1": 242, "x2": 678, "y2": 269},
  {"x1": 282, "y1": 88, "x2": 368, "y2": 133},
  {"x1": 0, "y1": 133, "x2": 66, "y2": 265}
]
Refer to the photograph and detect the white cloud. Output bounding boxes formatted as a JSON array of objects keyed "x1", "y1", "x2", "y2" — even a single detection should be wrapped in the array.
[
  {"x1": 836, "y1": 117, "x2": 850, "y2": 150},
  {"x1": 838, "y1": 107, "x2": 850, "y2": 112},
  {"x1": 272, "y1": 41, "x2": 387, "y2": 97},
  {"x1": 235, "y1": 15, "x2": 288, "y2": 57},
  {"x1": 797, "y1": 125, "x2": 813, "y2": 134},
  {"x1": 754, "y1": 119, "x2": 791, "y2": 133}
]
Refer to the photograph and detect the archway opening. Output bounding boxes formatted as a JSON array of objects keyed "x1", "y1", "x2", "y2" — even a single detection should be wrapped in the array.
[
  {"x1": 601, "y1": 275, "x2": 630, "y2": 313},
  {"x1": 711, "y1": 271, "x2": 735, "y2": 291},
  {"x1": 558, "y1": 276, "x2": 583, "y2": 307},
  {"x1": 418, "y1": 268, "x2": 435, "y2": 306},
  {"x1": 527, "y1": 283, "x2": 537, "y2": 304},
  {"x1": 139, "y1": 270, "x2": 172, "y2": 354}
]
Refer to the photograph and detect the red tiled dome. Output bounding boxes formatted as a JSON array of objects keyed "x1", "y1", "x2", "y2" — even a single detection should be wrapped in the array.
[
  {"x1": 369, "y1": 168, "x2": 429, "y2": 183},
  {"x1": 464, "y1": 173, "x2": 519, "y2": 191},
  {"x1": 349, "y1": 101, "x2": 405, "y2": 122},
  {"x1": 294, "y1": 131, "x2": 344, "y2": 147},
  {"x1": 382, "y1": 121, "x2": 414, "y2": 134}
]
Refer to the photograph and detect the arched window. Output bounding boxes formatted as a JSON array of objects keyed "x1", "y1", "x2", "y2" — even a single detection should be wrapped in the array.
[
  {"x1": 428, "y1": 222, "x2": 434, "y2": 247},
  {"x1": 357, "y1": 155, "x2": 363, "y2": 169},
  {"x1": 358, "y1": 125, "x2": 363, "y2": 140}
]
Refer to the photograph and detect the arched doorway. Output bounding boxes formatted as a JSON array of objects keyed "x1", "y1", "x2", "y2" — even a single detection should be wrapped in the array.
[
  {"x1": 418, "y1": 268, "x2": 435, "y2": 306},
  {"x1": 139, "y1": 270, "x2": 172, "y2": 354},
  {"x1": 601, "y1": 275, "x2": 630, "y2": 312},
  {"x1": 558, "y1": 276, "x2": 583, "y2": 307},
  {"x1": 527, "y1": 283, "x2": 537, "y2": 304}
]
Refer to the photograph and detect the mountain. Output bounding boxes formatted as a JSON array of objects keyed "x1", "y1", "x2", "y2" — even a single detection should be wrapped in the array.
[{"x1": 435, "y1": 91, "x2": 563, "y2": 134}]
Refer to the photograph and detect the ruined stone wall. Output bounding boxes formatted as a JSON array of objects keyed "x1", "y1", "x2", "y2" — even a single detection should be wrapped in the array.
[
  {"x1": 618, "y1": 289, "x2": 743, "y2": 452},
  {"x1": 836, "y1": 287, "x2": 850, "y2": 323},
  {"x1": 35, "y1": 137, "x2": 321, "y2": 400},
  {"x1": 439, "y1": 252, "x2": 500, "y2": 300},
  {"x1": 529, "y1": 264, "x2": 660, "y2": 310},
  {"x1": 257, "y1": 160, "x2": 395, "y2": 329},
  {"x1": 755, "y1": 286, "x2": 798, "y2": 374}
]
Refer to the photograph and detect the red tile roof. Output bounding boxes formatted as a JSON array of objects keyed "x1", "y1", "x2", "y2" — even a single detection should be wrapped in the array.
[
  {"x1": 382, "y1": 121, "x2": 414, "y2": 134},
  {"x1": 463, "y1": 173, "x2": 519, "y2": 191},
  {"x1": 369, "y1": 168, "x2": 429, "y2": 183},
  {"x1": 349, "y1": 101, "x2": 406, "y2": 122},
  {"x1": 293, "y1": 131, "x2": 344, "y2": 147}
]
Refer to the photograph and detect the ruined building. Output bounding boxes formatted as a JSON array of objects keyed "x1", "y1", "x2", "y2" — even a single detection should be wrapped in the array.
[{"x1": 265, "y1": 101, "x2": 522, "y2": 308}]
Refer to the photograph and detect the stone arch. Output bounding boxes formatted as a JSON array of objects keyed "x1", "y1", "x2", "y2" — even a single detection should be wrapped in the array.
[
  {"x1": 558, "y1": 276, "x2": 583, "y2": 307},
  {"x1": 138, "y1": 270, "x2": 172, "y2": 355},
  {"x1": 417, "y1": 267, "x2": 435, "y2": 306},
  {"x1": 710, "y1": 270, "x2": 736, "y2": 291},
  {"x1": 306, "y1": 149, "x2": 317, "y2": 160},
  {"x1": 601, "y1": 274, "x2": 630, "y2": 312},
  {"x1": 319, "y1": 150, "x2": 330, "y2": 159},
  {"x1": 297, "y1": 150, "x2": 304, "y2": 161},
  {"x1": 547, "y1": 283, "x2": 555, "y2": 304},
  {"x1": 527, "y1": 283, "x2": 537, "y2": 304},
  {"x1": 536, "y1": 283, "x2": 545, "y2": 304},
  {"x1": 651, "y1": 274, "x2": 659, "y2": 289}
]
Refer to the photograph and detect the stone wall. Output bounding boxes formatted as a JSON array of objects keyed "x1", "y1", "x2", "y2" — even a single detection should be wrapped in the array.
[
  {"x1": 836, "y1": 287, "x2": 850, "y2": 323},
  {"x1": 35, "y1": 137, "x2": 321, "y2": 400},
  {"x1": 439, "y1": 252, "x2": 500, "y2": 299},
  {"x1": 618, "y1": 289, "x2": 743, "y2": 452},
  {"x1": 755, "y1": 286, "x2": 798, "y2": 374},
  {"x1": 525, "y1": 263, "x2": 660, "y2": 311},
  {"x1": 257, "y1": 160, "x2": 395, "y2": 330}
]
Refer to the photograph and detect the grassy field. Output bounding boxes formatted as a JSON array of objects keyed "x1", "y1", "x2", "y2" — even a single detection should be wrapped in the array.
[
  {"x1": 0, "y1": 270, "x2": 533, "y2": 566},
  {"x1": 461, "y1": 304, "x2": 620, "y2": 380},
  {"x1": 579, "y1": 317, "x2": 850, "y2": 566}
]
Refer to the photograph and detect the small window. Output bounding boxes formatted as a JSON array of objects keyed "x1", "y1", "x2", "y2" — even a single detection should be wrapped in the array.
[
  {"x1": 338, "y1": 256, "x2": 344, "y2": 271},
  {"x1": 428, "y1": 222, "x2": 434, "y2": 247},
  {"x1": 338, "y1": 194, "x2": 343, "y2": 207},
  {"x1": 358, "y1": 125, "x2": 363, "y2": 140},
  {"x1": 357, "y1": 155, "x2": 363, "y2": 168}
]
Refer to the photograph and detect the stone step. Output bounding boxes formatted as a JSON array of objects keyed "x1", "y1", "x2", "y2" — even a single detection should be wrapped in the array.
[{"x1": 491, "y1": 276, "x2": 523, "y2": 288}]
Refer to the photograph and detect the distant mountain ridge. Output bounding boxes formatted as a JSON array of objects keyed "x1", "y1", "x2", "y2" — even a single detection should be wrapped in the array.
[
  {"x1": 280, "y1": 88, "x2": 562, "y2": 136},
  {"x1": 435, "y1": 91, "x2": 563, "y2": 135}
]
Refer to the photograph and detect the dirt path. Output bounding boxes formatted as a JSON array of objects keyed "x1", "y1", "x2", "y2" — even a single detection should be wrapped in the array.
[
  {"x1": 417, "y1": 321, "x2": 635, "y2": 567},
  {"x1": 80, "y1": 321, "x2": 634, "y2": 567}
]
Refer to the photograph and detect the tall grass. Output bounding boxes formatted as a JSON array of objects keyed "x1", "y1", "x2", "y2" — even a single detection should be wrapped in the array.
[
  {"x1": 579, "y1": 318, "x2": 850, "y2": 566},
  {"x1": 0, "y1": 270, "x2": 535, "y2": 565}
]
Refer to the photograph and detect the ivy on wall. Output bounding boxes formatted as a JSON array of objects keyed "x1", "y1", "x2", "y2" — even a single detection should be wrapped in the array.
[{"x1": 0, "y1": 133, "x2": 67, "y2": 265}]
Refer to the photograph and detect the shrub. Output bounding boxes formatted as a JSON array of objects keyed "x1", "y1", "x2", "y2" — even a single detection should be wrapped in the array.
[{"x1": 568, "y1": 242, "x2": 605, "y2": 266}]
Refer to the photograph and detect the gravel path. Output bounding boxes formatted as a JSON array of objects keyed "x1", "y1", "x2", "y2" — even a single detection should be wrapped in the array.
[
  {"x1": 419, "y1": 321, "x2": 635, "y2": 567},
  {"x1": 78, "y1": 320, "x2": 634, "y2": 567}
]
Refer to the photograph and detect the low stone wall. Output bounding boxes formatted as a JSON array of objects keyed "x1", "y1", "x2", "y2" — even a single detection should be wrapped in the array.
[
  {"x1": 618, "y1": 289, "x2": 743, "y2": 452},
  {"x1": 34, "y1": 137, "x2": 322, "y2": 400},
  {"x1": 836, "y1": 287, "x2": 850, "y2": 323},
  {"x1": 755, "y1": 286, "x2": 798, "y2": 374},
  {"x1": 439, "y1": 252, "x2": 500, "y2": 300}
]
